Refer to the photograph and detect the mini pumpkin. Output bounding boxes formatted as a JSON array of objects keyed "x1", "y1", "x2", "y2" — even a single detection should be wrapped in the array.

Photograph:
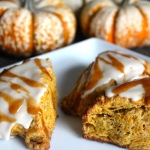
[
  {"x1": 80, "y1": 0, "x2": 150, "y2": 48},
  {"x1": 0, "y1": 0, "x2": 76, "y2": 56}
]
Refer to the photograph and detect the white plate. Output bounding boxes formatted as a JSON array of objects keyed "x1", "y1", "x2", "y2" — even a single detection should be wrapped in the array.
[{"x1": 0, "y1": 38, "x2": 150, "y2": 150}]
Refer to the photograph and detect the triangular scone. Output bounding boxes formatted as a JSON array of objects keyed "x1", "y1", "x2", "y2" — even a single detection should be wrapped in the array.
[
  {"x1": 0, "y1": 58, "x2": 58, "y2": 150},
  {"x1": 62, "y1": 51, "x2": 150, "y2": 116},
  {"x1": 82, "y1": 77, "x2": 150, "y2": 150}
]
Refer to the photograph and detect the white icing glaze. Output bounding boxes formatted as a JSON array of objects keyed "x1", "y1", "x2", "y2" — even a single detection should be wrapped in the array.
[
  {"x1": 105, "y1": 84, "x2": 145, "y2": 101},
  {"x1": 0, "y1": 58, "x2": 52, "y2": 140},
  {"x1": 81, "y1": 51, "x2": 147, "y2": 98}
]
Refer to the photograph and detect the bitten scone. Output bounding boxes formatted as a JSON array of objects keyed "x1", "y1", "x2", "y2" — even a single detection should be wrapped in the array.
[
  {"x1": 61, "y1": 51, "x2": 150, "y2": 116},
  {"x1": 83, "y1": 78, "x2": 150, "y2": 150},
  {"x1": 0, "y1": 58, "x2": 58, "y2": 150}
]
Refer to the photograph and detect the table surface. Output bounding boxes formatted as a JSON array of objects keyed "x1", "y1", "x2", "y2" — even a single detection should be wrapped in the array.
[{"x1": 1, "y1": 26, "x2": 150, "y2": 68}]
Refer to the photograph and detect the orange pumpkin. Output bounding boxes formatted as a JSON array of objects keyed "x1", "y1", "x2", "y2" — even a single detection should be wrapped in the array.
[
  {"x1": 0, "y1": 0, "x2": 76, "y2": 56},
  {"x1": 80, "y1": 0, "x2": 150, "y2": 48}
]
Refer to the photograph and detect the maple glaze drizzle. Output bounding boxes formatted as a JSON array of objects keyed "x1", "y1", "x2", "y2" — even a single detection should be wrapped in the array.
[
  {"x1": 26, "y1": 97, "x2": 42, "y2": 115},
  {"x1": 0, "y1": 78, "x2": 6, "y2": 82},
  {"x1": 35, "y1": 58, "x2": 52, "y2": 81},
  {"x1": 100, "y1": 54, "x2": 124, "y2": 73},
  {"x1": 0, "y1": 58, "x2": 52, "y2": 139},
  {"x1": 85, "y1": 58, "x2": 103, "y2": 90},
  {"x1": 0, "y1": 92, "x2": 24, "y2": 114},
  {"x1": 2, "y1": 71, "x2": 45, "y2": 88},
  {"x1": 0, "y1": 112, "x2": 16, "y2": 123},
  {"x1": 112, "y1": 78, "x2": 150, "y2": 104},
  {"x1": 0, "y1": 59, "x2": 47, "y2": 116},
  {"x1": 85, "y1": 52, "x2": 125, "y2": 91},
  {"x1": 81, "y1": 51, "x2": 147, "y2": 98},
  {"x1": 10, "y1": 82, "x2": 29, "y2": 94}
]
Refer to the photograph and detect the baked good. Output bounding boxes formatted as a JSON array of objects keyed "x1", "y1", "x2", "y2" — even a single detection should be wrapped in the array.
[
  {"x1": 0, "y1": 58, "x2": 58, "y2": 150},
  {"x1": 61, "y1": 51, "x2": 150, "y2": 116},
  {"x1": 83, "y1": 77, "x2": 150, "y2": 149}
]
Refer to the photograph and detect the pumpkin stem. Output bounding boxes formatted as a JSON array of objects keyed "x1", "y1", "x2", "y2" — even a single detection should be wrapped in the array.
[
  {"x1": 16, "y1": 0, "x2": 23, "y2": 7},
  {"x1": 82, "y1": 0, "x2": 86, "y2": 6},
  {"x1": 24, "y1": 0, "x2": 35, "y2": 12},
  {"x1": 120, "y1": 0, "x2": 130, "y2": 7}
]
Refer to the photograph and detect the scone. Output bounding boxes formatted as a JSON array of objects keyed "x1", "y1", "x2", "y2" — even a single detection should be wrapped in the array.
[
  {"x1": 61, "y1": 51, "x2": 150, "y2": 116},
  {"x1": 0, "y1": 58, "x2": 58, "y2": 150},
  {"x1": 83, "y1": 77, "x2": 150, "y2": 150}
]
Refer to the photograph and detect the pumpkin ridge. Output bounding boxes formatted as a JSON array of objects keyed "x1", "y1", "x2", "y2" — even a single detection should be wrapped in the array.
[
  {"x1": 1, "y1": 8, "x2": 20, "y2": 54},
  {"x1": 16, "y1": 9, "x2": 33, "y2": 55},
  {"x1": 0, "y1": 8, "x2": 9, "y2": 17},
  {"x1": 0, "y1": 9, "x2": 9, "y2": 50},
  {"x1": 11, "y1": 8, "x2": 25, "y2": 55},
  {"x1": 81, "y1": 3, "x2": 112, "y2": 36},
  {"x1": 12, "y1": 12, "x2": 17, "y2": 53},
  {"x1": 88, "y1": 9, "x2": 101, "y2": 37},
  {"x1": 82, "y1": 0, "x2": 86, "y2": 7},
  {"x1": 135, "y1": 6, "x2": 148, "y2": 47},
  {"x1": 24, "y1": 0, "x2": 34, "y2": 53},
  {"x1": 30, "y1": 11, "x2": 34, "y2": 54},
  {"x1": 109, "y1": 9, "x2": 119, "y2": 44},
  {"x1": 52, "y1": 12, "x2": 69, "y2": 46}
]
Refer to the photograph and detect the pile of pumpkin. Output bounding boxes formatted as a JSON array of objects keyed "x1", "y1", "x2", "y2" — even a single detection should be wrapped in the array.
[{"x1": 0, "y1": 0, "x2": 150, "y2": 56}]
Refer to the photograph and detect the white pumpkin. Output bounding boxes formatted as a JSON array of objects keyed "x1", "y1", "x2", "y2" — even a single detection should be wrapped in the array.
[
  {"x1": 0, "y1": 0, "x2": 76, "y2": 56},
  {"x1": 80, "y1": 0, "x2": 150, "y2": 48}
]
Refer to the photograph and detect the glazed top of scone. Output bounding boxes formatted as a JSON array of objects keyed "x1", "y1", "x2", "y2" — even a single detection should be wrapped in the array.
[
  {"x1": 0, "y1": 58, "x2": 52, "y2": 140},
  {"x1": 81, "y1": 51, "x2": 149, "y2": 98},
  {"x1": 106, "y1": 77, "x2": 150, "y2": 104}
]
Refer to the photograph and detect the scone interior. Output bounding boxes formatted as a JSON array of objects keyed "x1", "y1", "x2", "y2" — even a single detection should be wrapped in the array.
[
  {"x1": 0, "y1": 58, "x2": 58, "y2": 150},
  {"x1": 82, "y1": 78, "x2": 150, "y2": 150},
  {"x1": 62, "y1": 51, "x2": 150, "y2": 116}
]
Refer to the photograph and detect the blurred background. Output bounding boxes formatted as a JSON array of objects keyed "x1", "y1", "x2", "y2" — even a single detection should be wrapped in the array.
[{"x1": 0, "y1": 0, "x2": 150, "y2": 67}]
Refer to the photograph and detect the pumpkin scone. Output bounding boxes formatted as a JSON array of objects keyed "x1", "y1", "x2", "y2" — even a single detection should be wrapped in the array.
[
  {"x1": 61, "y1": 51, "x2": 150, "y2": 117},
  {"x1": 0, "y1": 58, "x2": 58, "y2": 150},
  {"x1": 83, "y1": 77, "x2": 150, "y2": 150},
  {"x1": 61, "y1": 50, "x2": 150, "y2": 149}
]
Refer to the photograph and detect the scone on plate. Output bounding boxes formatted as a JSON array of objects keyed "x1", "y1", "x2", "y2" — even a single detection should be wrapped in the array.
[
  {"x1": 61, "y1": 51, "x2": 150, "y2": 116},
  {"x1": 83, "y1": 77, "x2": 150, "y2": 149},
  {"x1": 0, "y1": 58, "x2": 58, "y2": 150}
]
